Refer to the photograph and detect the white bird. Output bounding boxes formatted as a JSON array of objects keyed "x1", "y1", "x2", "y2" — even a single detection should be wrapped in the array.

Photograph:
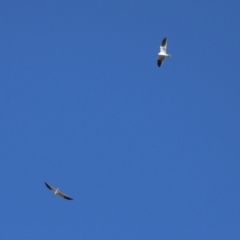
[
  {"x1": 157, "y1": 37, "x2": 171, "y2": 67},
  {"x1": 45, "y1": 182, "x2": 73, "y2": 200}
]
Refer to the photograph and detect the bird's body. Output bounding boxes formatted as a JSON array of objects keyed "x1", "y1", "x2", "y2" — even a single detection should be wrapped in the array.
[
  {"x1": 157, "y1": 37, "x2": 171, "y2": 67},
  {"x1": 45, "y1": 182, "x2": 73, "y2": 200}
]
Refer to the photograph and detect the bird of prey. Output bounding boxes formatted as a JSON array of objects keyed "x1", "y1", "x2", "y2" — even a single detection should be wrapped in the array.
[
  {"x1": 157, "y1": 37, "x2": 171, "y2": 67},
  {"x1": 45, "y1": 182, "x2": 73, "y2": 200}
]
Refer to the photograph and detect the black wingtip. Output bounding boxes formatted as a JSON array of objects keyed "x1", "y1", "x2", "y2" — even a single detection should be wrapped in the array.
[
  {"x1": 157, "y1": 59, "x2": 162, "y2": 67},
  {"x1": 45, "y1": 182, "x2": 52, "y2": 190},
  {"x1": 64, "y1": 196, "x2": 74, "y2": 200},
  {"x1": 161, "y1": 37, "x2": 167, "y2": 46}
]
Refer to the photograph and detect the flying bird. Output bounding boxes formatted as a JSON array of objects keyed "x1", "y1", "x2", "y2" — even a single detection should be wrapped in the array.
[
  {"x1": 157, "y1": 37, "x2": 171, "y2": 67},
  {"x1": 45, "y1": 182, "x2": 73, "y2": 200}
]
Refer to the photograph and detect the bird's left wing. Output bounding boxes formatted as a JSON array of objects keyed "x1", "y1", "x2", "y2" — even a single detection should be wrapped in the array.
[
  {"x1": 160, "y1": 37, "x2": 167, "y2": 53},
  {"x1": 58, "y1": 191, "x2": 74, "y2": 200}
]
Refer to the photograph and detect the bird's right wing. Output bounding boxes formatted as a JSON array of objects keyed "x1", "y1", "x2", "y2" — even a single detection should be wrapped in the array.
[
  {"x1": 157, "y1": 56, "x2": 164, "y2": 67},
  {"x1": 45, "y1": 182, "x2": 56, "y2": 192}
]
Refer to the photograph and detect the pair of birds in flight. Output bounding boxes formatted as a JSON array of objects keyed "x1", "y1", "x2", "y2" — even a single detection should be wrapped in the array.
[{"x1": 45, "y1": 38, "x2": 170, "y2": 201}]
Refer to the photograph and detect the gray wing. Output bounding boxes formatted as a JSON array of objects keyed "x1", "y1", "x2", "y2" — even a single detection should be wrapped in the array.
[
  {"x1": 58, "y1": 191, "x2": 74, "y2": 200},
  {"x1": 45, "y1": 182, "x2": 56, "y2": 192}
]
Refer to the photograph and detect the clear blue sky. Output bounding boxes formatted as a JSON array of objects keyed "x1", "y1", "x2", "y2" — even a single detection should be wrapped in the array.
[{"x1": 0, "y1": 1, "x2": 239, "y2": 239}]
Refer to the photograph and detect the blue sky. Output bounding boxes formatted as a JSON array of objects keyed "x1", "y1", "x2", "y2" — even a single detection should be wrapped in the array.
[{"x1": 0, "y1": 1, "x2": 239, "y2": 239}]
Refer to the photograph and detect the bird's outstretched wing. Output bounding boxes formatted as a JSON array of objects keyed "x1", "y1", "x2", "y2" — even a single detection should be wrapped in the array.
[
  {"x1": 45, "y1": 182, "x2": 56, "y2": 192},
  {"x1": 157, "y1": 56, "x2": 164, "y2": 67},
  {"x1": 58, "y1": 191, "x2": 74, "y2": 200},
  {"x1": 161, "y1": 37, "x2": 167, "y2": 47},
  {"x1": 160, "y1": 37, "x2": 167, "y2": 54}
]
